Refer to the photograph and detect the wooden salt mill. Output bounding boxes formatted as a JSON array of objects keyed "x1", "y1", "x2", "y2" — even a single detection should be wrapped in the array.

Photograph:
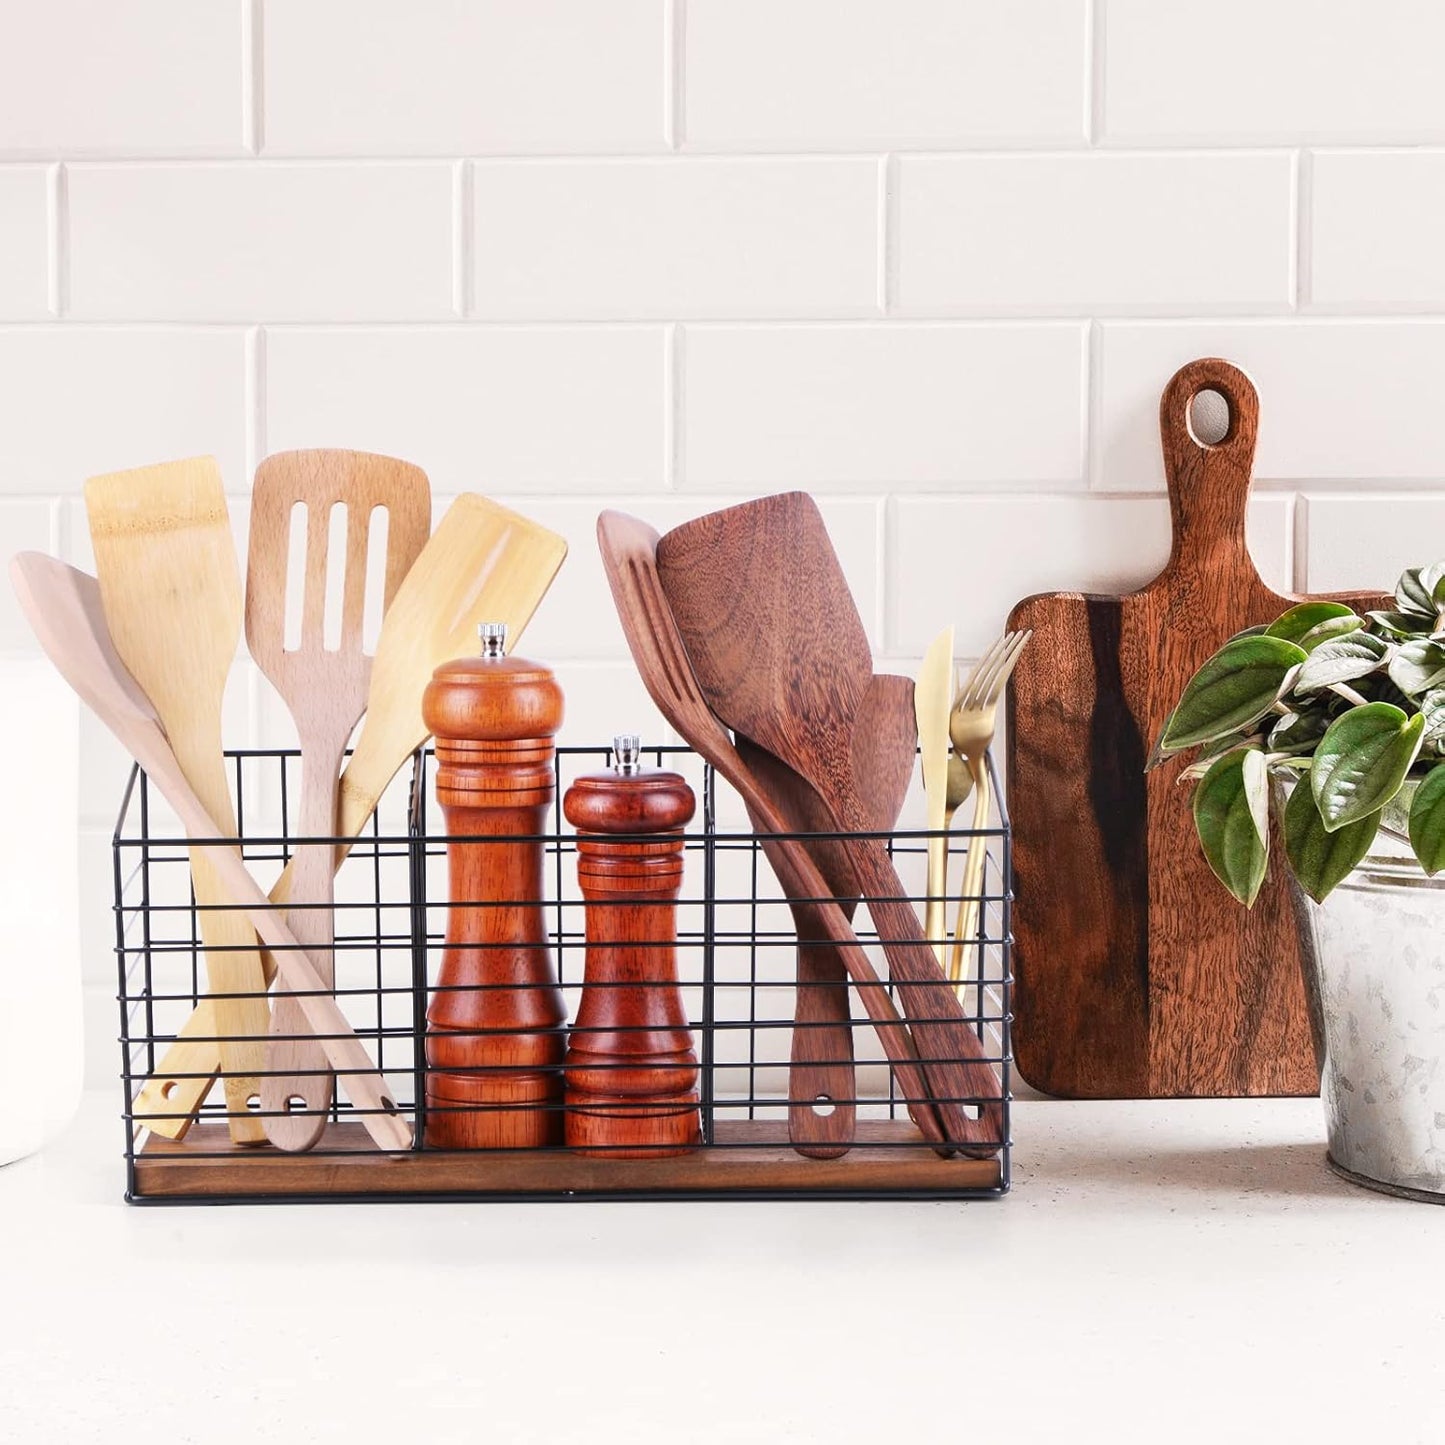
[
  {"x1": 562, "y1": 736, "x2": 701, "y2": 1157},
  {"x1": 422, "y1": 622, "x2": 566, "y2": 1149}
]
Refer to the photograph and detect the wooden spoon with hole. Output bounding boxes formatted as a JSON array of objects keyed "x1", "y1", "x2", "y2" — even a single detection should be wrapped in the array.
[
  {"x1": 656, "y1": 493, "x2": 1003, "y2": 1154},
  {"x1": 84, "y1": 458, "x2": 271, "y2": 1143},
  {"x1": 131, "y1": 494, "x2": 568, "y2": 1136},
  {"x1": 10, "y1": 553, "x2": 411, "y2": 1152},
  {"x1": 247, "y1": 451, "x2": 429, "y2": 1150},
  {"x1": 736, "y1": 673, "x2": 918, "y2": 1158}
]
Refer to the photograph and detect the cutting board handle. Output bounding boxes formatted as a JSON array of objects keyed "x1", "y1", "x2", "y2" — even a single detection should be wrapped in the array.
[{"x1": 1158, "y1": 357, "x2": 1262, "y2": 587}]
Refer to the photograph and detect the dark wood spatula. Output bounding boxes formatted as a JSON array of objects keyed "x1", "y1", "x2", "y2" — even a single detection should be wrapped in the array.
[
  {"x1": 737, "y1": 673, "x2": 918, "y2": 1158},
  {"x1": 655, "y1": 494, "x2": 1003, "y2": 1151}
]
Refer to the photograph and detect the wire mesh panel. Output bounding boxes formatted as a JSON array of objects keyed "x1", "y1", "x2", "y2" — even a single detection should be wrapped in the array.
[{"x1": 114, "y1": 746, "x2": 1011, "y2": 1202}]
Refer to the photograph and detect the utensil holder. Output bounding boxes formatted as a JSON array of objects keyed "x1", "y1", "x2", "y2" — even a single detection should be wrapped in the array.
[{"x1": 111, "y1": 745, "x2": 1012, "y2": 1203}]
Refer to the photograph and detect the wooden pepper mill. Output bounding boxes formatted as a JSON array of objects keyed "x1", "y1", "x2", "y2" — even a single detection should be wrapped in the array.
[
  {"x1": 422, "y1": 622, "x2": 566, "y2": 1149},
  {"x1": 562, "y1": 736, "x2": 701, "y2": 1158}
]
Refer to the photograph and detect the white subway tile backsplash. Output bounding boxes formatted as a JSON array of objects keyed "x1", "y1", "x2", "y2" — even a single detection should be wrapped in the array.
[
  {"x1": 265, "y1": 327, "x2": 667, "y2": 494},
  {"x1": 265, "y1": 0, "x2": 666, "y2": 156},
  {"x1": 1312, "y1": 152, "x2": 1445, "y2": 308},
  {"x1": 897, "y1": 154, "x2": 1294, "y2": 313},
  {"x1": 67, "y1": 164, "x2": 455, "y2": 321},
  {"x1": 1302, "y1": 495, "x2": 1445, "y2": 593},
  {"x1": 0, "y1": 328, "x2": 246, "y2": 495},
  {"x1": 1098, "y1": 322, "x2": 1445, "y2": 488},
  {"x1": 0, "y1": 167, "x2": 50, "y2": 317},
  {"x1": 1105, "y1": 1, "x2": 1445, "y2": 144},
  {"x1": 683, "y1": 324, "x2": 1086, "y2": 489},
  {"x1": 685, "y1": 0, "x2": 1087, "y2": 148},
  {"x1": 472, "y1": 160, "x2": 879, "y2": 319},
  {"x1": 889, "y1": 493, "x2": 1293, "y2": 657},
  {"x1": 0, "y1": 2, "x2": 244, "y2": 156}
]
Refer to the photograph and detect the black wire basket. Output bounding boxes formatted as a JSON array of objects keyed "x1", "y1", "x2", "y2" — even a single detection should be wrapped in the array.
[{"x1": 113, "y1": 744, "x2": 1012, "y2": 1203}]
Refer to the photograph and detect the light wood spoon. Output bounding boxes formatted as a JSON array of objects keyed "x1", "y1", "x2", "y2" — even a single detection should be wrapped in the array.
[
  {"x1": 10, "y1": 553, "x2": 411, "y2": 1152},
  {"x1": 247, "y1": 451, "x2": 429, "y2": 1150},
  {"x1": 132, "y1": 494, "x2": 569, "y2": 1134},
  {"x1": 85, "y1": 457, "x2": 270, "y2": 1143}
]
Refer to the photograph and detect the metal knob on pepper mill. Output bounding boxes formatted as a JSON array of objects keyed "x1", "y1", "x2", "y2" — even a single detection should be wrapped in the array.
[
  {"x1": 421, "y1": 622, "x2": 566, "y2": 1149},
  {"x1": 562, "y1": 736, "x2": 700, "y2": 1157}
]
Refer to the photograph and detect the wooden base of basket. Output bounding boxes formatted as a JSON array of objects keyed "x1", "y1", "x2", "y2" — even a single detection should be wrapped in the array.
[{"x1": 133, "y1": 1119, "x2": 1003, "y2": 1200}]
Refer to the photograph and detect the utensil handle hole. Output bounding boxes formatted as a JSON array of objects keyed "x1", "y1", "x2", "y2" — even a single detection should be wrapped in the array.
[{"x1": 1187, "y1": 388, "x2": 1232, "y2": 447}]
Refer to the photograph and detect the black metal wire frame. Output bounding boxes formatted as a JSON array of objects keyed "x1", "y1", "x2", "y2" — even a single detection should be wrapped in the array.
[{"x1": 112, "y1": 745, "x2": 1013, "y2": 1203}]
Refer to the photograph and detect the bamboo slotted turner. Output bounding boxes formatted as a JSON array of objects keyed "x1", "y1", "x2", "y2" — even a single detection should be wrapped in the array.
[{"x1": 246, "y1": 451, "x2": 430, "y2": 1150}]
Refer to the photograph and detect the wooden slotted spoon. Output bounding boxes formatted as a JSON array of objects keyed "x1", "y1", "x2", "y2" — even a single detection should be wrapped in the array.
[
  {"x1": 655, "y1": 493, "x2": 1004, "y2": 1152},
  {"x1": 131, "y1": 494, "x2": 568, "y2": 1135},
  {"x1": 247, "y1": 450, "x2": 430, "y2": 1150},
  {"x1": 10, "y1": 553, "x2": 411, "y2": 1152},
  {"x1": 736, "y1": 673, "x2": 918, "y2": 1158},
  {"x1": 596, "y1": 509, "x2": 954, "y2": 1153},
  {"x1": 85, "y1": 457, "x2": 270, "y2": 1143}
]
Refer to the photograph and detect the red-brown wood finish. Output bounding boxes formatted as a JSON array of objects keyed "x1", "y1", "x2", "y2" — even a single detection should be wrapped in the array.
[
  {"x1": 1007, "y1": 358, "x2": 1389, "y2": 1098},
  {"x1": 422, "y1": 632, "x2": 567, "y2": 1147},
  {"x1": 563, "y1": 750, "x2": 701, "y2": 1158}
]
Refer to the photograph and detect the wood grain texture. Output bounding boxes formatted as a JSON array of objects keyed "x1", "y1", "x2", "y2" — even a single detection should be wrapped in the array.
[
  {"x1": 9, "y1": 554, "x2": 411, "y2": 1153},
  {"x1": 736, "y1": 674, "x2": 917, "y2": 1158},
  {"x1": 563, "y1": 763, "x2": 701, "y2": 1158},
  {"x1": 84, "y1": 457, "x2": 269, "y2": 1143},
  {"x1": 1007, "y1": 358, "x2": 1390, "y2": 1099},
  {"x1": 246, "y1": 449, "x2": 430, "y2": 1150},
  {"x1": 134, "y1": 493, "x2": 568, "y2": 1133},
  {"x1": 595, "y1": 509, "x2": 954, "y2": 1151},
  {"x1": 134, "y1": 1119, "x2": 1001, "y2": 1198},
  {"x1": 422, "y1": 648, "x2": 567, "y2": 1149},
  {"x1": 656, "y1": 494, "x2": 1004, "y2": 1152}
]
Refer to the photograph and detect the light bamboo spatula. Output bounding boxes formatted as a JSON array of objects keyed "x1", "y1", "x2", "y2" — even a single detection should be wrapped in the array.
[
  {"x1": 11, "y1": 553, "x2": 412, "y2": 1152},
  {"x1": 85, "y1": 457, "x2": 270, "y2": 1143},
  {"x1": 132, "y1": 494, "x2": 569, "y2": 1134},
  {"x1": 247, "y1": 451, "x2": 430, "y2": 1150}
]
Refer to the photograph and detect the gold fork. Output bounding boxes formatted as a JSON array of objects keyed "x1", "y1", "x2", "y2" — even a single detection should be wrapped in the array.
[{"x1": 947, "y1": 630, "x2": 1031, "y2": 990}]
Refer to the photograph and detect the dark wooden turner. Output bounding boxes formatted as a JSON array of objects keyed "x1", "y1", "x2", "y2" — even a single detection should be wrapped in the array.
[{"x1": 656, "y1": 493, "x2": 1004, "y2": 1152}]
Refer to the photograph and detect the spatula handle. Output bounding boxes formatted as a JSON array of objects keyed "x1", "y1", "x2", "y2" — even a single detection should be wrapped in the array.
[{"x1": 1159, "y1": 357, "x2": 1262, "y2": 587}]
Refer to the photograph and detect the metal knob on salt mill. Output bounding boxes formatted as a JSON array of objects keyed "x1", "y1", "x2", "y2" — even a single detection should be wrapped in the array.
[
  {"x1": 561, "y1": 735, "x2": 700, "y2": 1157},
  {"x1": 421, "y1": 622, "x2": 566, "y2": 1149}
]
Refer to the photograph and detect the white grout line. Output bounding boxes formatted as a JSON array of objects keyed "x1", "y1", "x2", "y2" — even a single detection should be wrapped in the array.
[
  {"x1": 451, "y1": 160, "x2": 473, "y2": 318},
  {"x1": 1088, "y1": 0, "x2": 1107, "y2": 146},
  {"x1": 45, "y1": 162, "x2": 66, "y2": 317},
  {"x1": 879, "y1": 154, "x2": 898, "y2": 314},
  {"x1": 664, "y1": 0, "x2": 685, "y2": 150},
  {"x1": 666, "y1": 322, "x2": 685, "y2": 489},
  {"x1": 244, "y1": 325, "x2": 266, "y2": 477},
  {"x1": 1293, "y1": 493, "x2": 1311, "y2": 593},
  {"x1": 1295, "y1": 149, "x2": 1314, "y2": 310},
  {"x1": 242, "y1": 0, "x2": 264, "y2": 155}
]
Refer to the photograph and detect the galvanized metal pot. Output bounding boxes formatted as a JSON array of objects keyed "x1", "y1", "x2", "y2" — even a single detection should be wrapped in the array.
[{"x1": 1300, "y1": 839, "x2": 1445, "y2": 1203}]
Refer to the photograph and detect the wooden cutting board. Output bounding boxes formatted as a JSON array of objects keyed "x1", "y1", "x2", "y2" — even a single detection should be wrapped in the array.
[{"x1": 1006, "y1": 357, "x2": 1387, "y2": 1098}]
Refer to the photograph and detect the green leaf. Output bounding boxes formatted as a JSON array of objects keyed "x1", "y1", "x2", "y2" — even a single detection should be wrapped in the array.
[
  {"x1": 1294, "y1": 631, "x2": 1391, "y2": 691},
  {"x1": 1297, "y1": 614, "x2": 1365, "y2": 652},
  {"x1": 1284, "y1": 782, "x2": 1380, "y2": 902},
  {"x1": 1158, "y1": 635, "x2": 1308, "y2": 753},
  {"x1": 1367, "y1": 609, "x2": 1433, "y2": 638},
  {"x1": 1225, "y1": 623, "x2": 1269, "y2": 642},
  {"x1": 1395, "y1": 566, "x2": 1436, "y2": 618},
  {"x1": 1268, "y1": 707, "x2": 1329, "y2": 755},
  {"x1": 1193, "y1": 748, "x2": 1270, "y2": 906},
  {"x1": 1408, "y1": 766, "x2": 1445, "y2": 875},
  {"x1": 1311, "y1": 703, "x2": 1425, "y2": 831},
  {"x1": 1420, "y1": 688, "x2": 1445, "y2": 743},
  {"x1": 1388, "y1": 638, "x2": 1445, "y2": 697},
  {"x1": 1265, "y1": 601, "x2": 1358, "y2": 650}
]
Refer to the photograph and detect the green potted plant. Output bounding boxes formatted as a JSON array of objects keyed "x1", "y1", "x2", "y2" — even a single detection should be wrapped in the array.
[{"x1": 1154, "y1": 563, "x2": 1445, "y2": 1202}]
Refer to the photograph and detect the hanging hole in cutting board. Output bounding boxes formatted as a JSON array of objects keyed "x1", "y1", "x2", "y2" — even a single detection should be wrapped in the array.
[
  {"x1": 1188, "y1": 388, "x2": 1231, "y2": 447},
  {"x1": 812, "y1": 1095, "x2": 836, "y2": 1118}
]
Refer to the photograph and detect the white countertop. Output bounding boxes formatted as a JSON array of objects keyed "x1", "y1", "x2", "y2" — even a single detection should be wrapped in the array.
[{"x1": 2, "y1": 1093, "x2": 1441, "y2": 1444}]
